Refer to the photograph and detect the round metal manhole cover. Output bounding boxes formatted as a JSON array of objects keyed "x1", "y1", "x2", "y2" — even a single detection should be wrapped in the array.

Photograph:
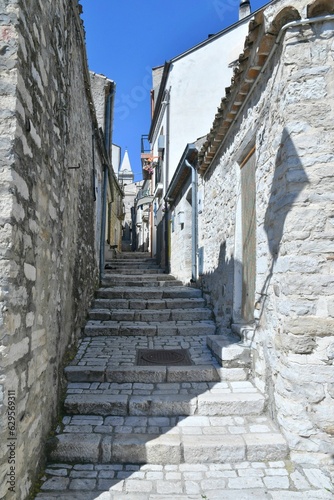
[{"x1": 136, "y1": 349, "x2": 192, "y2": 366}]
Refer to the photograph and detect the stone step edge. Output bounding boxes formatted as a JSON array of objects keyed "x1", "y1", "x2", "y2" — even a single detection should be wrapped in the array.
[
  {"x1": 93, "y1": 297, "x2": 206, "y2": 305},
  {"x1": 83, "y1": 322, "x2": 216, "y2": 338},
  {"x1": 65, "y1": 365, "x2": 221, "y2": 383},
  {"x1": 95, "y1": 290, "x2": 203, "y2": 300},
  {"x1": 88, "y1": 308, "x2": 212, "y2": 321},
  {"x1": 64, "y1": 391, "x2": 266, "y2": 417},
  {"x1": 207, "y1": 335, "x2": 252, "y2": 369},
  {"x1": 102, "y1": 274, "x2": 176, "y2": 281},
  {"x1": 100, "y1": 281, "x2": 185, "y2": 288},
  {"x1": 47, "y1": 431, "x2": 289, "y2": 465},
  {"x1": 90, "y1": 307, "x2": 211, "y2": 314}
]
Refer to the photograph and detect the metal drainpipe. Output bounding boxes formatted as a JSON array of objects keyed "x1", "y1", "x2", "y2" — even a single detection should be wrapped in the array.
[
  {"x1": 100, "y1": 89, "x2": 114, "y2": 281},
  {"x1": 100, "y1": 164, "x2": 108, "y2": 281},
  {"x1": 163, "y1": 89, "x2": 171, "y2": 272},
  {"x1": 92, "y1": 127, "x2": 96, "y2": 201},
  {"x1": 204, "y1": 13, "x2": 334, "y2": 178},
  {"x1": 164, "y1": 199, "x2": 169, "y2": 273},
  {"x1": 185, "y1": 159, "x2": 198, "y2": 282}
]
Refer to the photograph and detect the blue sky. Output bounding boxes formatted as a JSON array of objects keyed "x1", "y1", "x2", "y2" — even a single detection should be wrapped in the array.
[{"x1": 80, "y1": 0, "x2": 270, "y2": 181}]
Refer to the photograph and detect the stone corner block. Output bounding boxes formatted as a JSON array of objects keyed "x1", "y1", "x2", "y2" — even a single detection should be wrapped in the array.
[
  {"x1": 48, "y1": 433, "x2": 102, "y2": 463},
  {"x1": 244, "y1": 433, "x2": 289, "y2": 461}
]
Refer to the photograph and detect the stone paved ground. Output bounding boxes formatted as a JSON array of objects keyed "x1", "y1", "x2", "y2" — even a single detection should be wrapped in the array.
[
  {"x1": 72, "y1": 335, "x2": 217, "y2": 367},
  {"x1": 34, "y1": 253, "x2": 334, "y2": 499},
  {"x1": 35, "y1": 459, "x2": 334, "y2": 499}
]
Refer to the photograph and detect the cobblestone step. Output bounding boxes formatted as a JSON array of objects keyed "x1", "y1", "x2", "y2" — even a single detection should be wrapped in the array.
[
  {"x1": 102, "y1": 273, "x2": 177, "y2": 283},
  {"x1": 104, "y1": 268, "x2": 164, "y2": 275},
  {"x1": 63, "y1": 393, "x2": 265, "y2": 418},
  {"x1": 65, "y1": 335, "x2": 244, "y2": 383},
  {"x1": 92, "y1": 297, "x2": 207, "y2": 310},
  {"x1": 101, "y1": 279, "x2": 185, "y2": 288},
  {"x1": 35, "y1": 460, "x2": 334, "y2": 499},
  {"x1": 84, "y1": 320, "x2": 216, "y2": 337},
  {"x1": 96, "y1": 286, "x2": 202, "y2": 299},
  {"x1": 111, "y1": 252, "x2": 154, "y2": 260},
  {"x1": 60, "y1": 413, "x2": 280, "y2": 435},
  {"x1": 65, "y1": 365, "x2": 221, "y2": 384},
  {"x1": 105, "y1": 259, "x2": 159, "y2": 267},
  {"x1": 88, "y1": 307, "x2": 213, "y2": 322},
  {"x1": 47, "y1": 424, "x2": 288, "y2": 465}
]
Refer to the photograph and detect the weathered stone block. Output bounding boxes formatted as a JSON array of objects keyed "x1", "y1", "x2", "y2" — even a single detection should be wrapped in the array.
[
  {"x1": 284, "y1": 317, "x2": 334, "y2": 338},
  {"x1": 110, "y1": 433, "x2": 182, "y2": 464},
  {"x1": 183, "y1": 434, "x2": 245, "y2": 463},
  {"x1": 244, "y1": 433, "x2": 288, "y2": 461},
  {"x1": 167, "y1": 365, "x2": 220, "y2": 383},
  {"x1": 129, "y1": 395, "x2": 196, "y2": 417},
  {"x1": 65, "y1": 366, "x2": 105, "y2": 383},
  {"x1": 197, "y1": 392, "x2": 264, "y2": 416},
  {"x1": 64, "y1": 394, "x2": 128, "y2": 416},
  {"x1": 48, "y1": 434, "x2": 102, "y2": 463}
]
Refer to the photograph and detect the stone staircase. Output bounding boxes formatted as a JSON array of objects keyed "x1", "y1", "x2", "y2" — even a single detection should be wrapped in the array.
[{"x1": 36, "y1": 252, "x2": 289, "y2": 498}]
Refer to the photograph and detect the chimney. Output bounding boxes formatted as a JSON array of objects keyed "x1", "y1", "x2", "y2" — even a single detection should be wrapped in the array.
[{"x1": 239, "y1": 0, "x2": 251, "y2": 20}]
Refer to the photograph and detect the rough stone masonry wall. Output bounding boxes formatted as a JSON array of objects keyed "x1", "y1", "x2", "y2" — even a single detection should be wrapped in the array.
[
  {"x1": 200, "y1": 7, "x2": 334, "y2": 454},
  {"x1": 0, "y1": 1, "x2": 102, "y2": 498}
]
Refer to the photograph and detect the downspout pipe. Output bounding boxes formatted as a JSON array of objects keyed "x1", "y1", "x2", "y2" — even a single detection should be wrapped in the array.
[
  {"x1": 100, "y1": 164, "x2": 108, "y2": 281},
  {"x1": 100, "y1": 88, "x2": 114, "y2": 281},
  {"x1": 185, "y1": 159, "x2": 198, "y2": 282}
]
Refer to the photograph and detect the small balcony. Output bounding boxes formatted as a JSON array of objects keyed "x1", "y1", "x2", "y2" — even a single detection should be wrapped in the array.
[{"x1": 136, "y1": 187, "x2": 153, "y2": 207}]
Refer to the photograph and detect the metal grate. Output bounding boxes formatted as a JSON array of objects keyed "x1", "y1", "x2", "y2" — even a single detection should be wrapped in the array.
[{"x1": 136, "y1": 349, "x2": 192, "y2": 366}]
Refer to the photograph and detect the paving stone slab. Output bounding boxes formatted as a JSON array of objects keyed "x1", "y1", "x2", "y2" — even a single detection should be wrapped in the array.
[
  {"x1": 183, "y1": 434, "x2": 246, "y2": 463},
  {"x1": 106, "y1": 366, "x2": 167, "y2": 383},
  {"x1": 65, "y1": 366, "x2": 106, "y2": 382},
  {"x1": 36, "y1": 494, "x2": 98, "y2": 500},
  {"x1": 48, "y1": 433, "x2": 102, "y2": 463},
  {"x1": 167, "y1": 365, "x2": 220, "y2": 383},
  {"x1": 110, "y1": 434, "x2": 182, "y2": 464},
  {"x1": 36, "y1": 460, "x2": 334, "y2": 499},
  {"x1": 197, "y1": 392, "x2": 265, "y2": 416},
  {"x1": 65, "y1": 394, "x2": 128, "y2": 416},
  {"x1": 244, "y1": 433, "x2": 289, "y2": 461},
  {"x1": 129, "y1": 394, "x2": 197, "y2": 417}
]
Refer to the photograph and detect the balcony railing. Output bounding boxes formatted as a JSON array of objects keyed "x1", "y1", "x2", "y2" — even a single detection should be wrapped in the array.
[
  {"x1": 137, "y1": 188, "x2": 151, "y2": 200},
  {"x1": 141, "y1": 134, "x2": 150, "y2": 154}
]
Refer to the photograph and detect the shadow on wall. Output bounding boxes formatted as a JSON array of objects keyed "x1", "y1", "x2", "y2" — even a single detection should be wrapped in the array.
[
  {"x1": 256, "y1": 127, "x2": 310, "y2": 321},
  {"x1": 199, "y1": 242, "x2": 237, "y2": 334},
  {"x1": 199, "y1": 128, "x2": 309, "y2": 337}
]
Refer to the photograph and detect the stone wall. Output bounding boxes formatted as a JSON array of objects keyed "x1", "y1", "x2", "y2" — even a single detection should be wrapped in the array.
[
  {"x1": 199, "y1": 1, "x2": 334, "y2": 454},
  {"x1": 0, "y1": 1, "x2": 106, "y2": 498}
]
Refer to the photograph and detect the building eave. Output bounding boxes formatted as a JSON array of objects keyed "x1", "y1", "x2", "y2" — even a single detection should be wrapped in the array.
[
  {"x1": 198, "y1": 4, "x2": 305, "y2": 175},
  {"x1": 148, "y1": 2, "x2": 274, "y2": 144},
  {"x1": 165, "y1": 144, "x2": 197, "y2": 201}
]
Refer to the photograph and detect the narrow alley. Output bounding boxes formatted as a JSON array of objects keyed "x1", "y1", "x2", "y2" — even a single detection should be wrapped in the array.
[{"x1": 1, "y1": 1, "x2": 334, "y2": 498}]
